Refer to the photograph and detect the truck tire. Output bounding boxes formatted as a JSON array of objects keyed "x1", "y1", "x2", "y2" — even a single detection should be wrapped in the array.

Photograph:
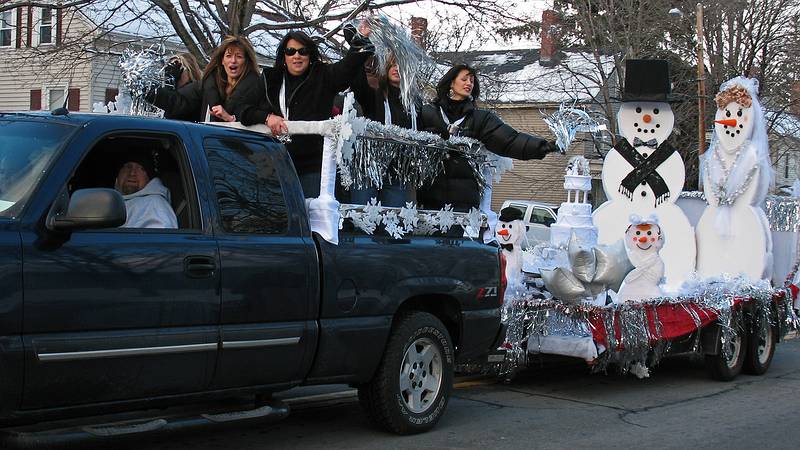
[
  {"x1": 705, "y1": 325, "x2": 747, "y2": 381},
  {"x1": 743, "y1": 311, "x2": 776, "y2": 375},
  {"x1": 358, "y1": 311, "x2": 454, "y2": 435}
]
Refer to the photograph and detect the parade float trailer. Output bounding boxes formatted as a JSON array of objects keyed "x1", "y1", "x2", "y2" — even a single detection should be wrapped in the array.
[{"x1": 495, "y1": 68, "x2": 800, "y2": 381}]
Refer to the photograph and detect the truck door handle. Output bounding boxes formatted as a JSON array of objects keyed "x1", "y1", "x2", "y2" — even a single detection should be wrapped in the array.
[{"x1": 184, "y1": 255, "x2": 216, "y2": 278}]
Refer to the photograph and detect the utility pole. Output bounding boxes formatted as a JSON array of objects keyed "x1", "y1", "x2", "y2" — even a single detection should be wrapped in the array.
[{"x1": 696, "y1": 3, "x2": 706, "y2": 188}]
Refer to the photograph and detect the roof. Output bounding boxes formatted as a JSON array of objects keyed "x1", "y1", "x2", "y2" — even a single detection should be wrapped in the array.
[
  {"x1": 435, "y1": 48, "x2": 615, "y2": 104},
  {"x1": 768, "y1": 111, "x2": 800, "y2": 140}
]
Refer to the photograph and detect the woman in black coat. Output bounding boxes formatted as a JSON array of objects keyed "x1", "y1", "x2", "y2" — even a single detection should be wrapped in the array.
[
  {"x1": 349, "y1": 53, "x2": 418, "y2": 206},
  {"x1": 418, "y1": 64, "x2": 560, "y2": 211},
  {"x1": 237, "y1": 30, "x2": 373, "y2": 198},
  {"x1": 148, "y1": 36, "x2": 261, "y2": 123}
]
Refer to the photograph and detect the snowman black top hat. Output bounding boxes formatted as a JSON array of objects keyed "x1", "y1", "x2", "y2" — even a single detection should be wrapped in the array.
[
  {"x1": 499, "y1": 207, "x2": 524, "y2": 222},
  {"x1": 619, "y1": 59, "x2": 681, "y2": 103}
]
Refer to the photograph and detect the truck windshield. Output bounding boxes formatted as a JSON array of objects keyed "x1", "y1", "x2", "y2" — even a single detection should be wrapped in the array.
[{"x1": 0, "y1": 119, "x2": 74, "y2": 218}]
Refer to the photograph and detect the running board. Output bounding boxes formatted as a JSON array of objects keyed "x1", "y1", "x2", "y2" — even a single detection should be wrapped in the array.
[{"x1": 1, "y1": 400, "x2": 290, "y2": 448}]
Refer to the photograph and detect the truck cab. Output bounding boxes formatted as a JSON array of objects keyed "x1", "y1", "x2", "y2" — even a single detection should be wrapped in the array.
[{"x1": 0, "y1": 112, "x2": 504, "y2": 440}]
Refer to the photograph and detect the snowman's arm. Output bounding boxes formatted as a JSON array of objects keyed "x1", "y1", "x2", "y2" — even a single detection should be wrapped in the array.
[{"x1": 623, "y1": 267, "x2": 648, "y2": 283}]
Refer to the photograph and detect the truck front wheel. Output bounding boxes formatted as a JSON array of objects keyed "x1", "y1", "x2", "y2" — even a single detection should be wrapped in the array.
[{"x1": 358, "y1": 311, "x2": 454, "y2": 434}]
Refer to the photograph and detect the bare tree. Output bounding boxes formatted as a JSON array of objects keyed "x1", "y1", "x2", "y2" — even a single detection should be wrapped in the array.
[{"x1": 513, "y1": 0, "x2": 800, "y2": 189}]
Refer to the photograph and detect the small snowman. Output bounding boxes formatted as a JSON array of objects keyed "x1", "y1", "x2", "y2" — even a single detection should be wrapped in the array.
[
  {"x1": 593, "y1": 59, "x2": 695, "y2": 289},
  {"x1": 696, "y1": 77, "x2": 773, "y2": 280},
  {"x1": 496, "y1": 206, "x2": 527, "y2": 291},
  {"x1": 617, "y1": 215, "x2": 665, "y2": 303}
]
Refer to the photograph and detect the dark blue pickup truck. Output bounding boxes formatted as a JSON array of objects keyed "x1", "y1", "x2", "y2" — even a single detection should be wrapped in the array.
[{"x1": 0, "y1": 112, "x2": 504, "y2": 442}]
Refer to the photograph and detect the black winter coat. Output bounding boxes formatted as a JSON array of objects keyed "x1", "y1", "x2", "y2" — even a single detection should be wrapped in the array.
[
  {"x1": 148, "y1": 71, "x2": 261, "y2": 123},
  {"x1": 417, "y1": 98, "x2": 554, "y2": 211},
  {"x1": 237, "y1": 50, "x2": 372, "y2": 176}
]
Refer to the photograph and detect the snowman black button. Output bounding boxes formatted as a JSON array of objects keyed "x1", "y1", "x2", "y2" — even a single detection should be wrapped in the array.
[
  {"x1": 641, "y1": 191, "x2": 647, "y2": 197},
  {"x1": 642, "y1": 153, "x2": 648, "y2": 158}
]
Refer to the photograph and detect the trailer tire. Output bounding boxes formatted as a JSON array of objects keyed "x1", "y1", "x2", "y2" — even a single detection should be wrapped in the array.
[
  {"x1": 705, "y1": 325, "x2": 747, "y2": 381},
  {"x1": 743, "y1": 311, "x2": 776, "y2": 375},
  {"x1": 358, "y1": 311, "x2": 454, "y2": 435}
]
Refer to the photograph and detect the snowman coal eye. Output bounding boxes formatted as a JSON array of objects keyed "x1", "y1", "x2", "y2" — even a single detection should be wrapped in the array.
[
  {"x1": 737, "y1": 110, "x2": 743, "y2": 117},
  {"x1": 653, "y1": 108, "x2": 659, "y2": 114},
  {"x1": 647, "y1": 231, "x2": 652, "y2": 236},
  {"x1": 509, "y1": 224, "x2": 513, "y2": 229},
  {"x1": 635, "y1": 230, "x2": 641, "y2": 235},
  {"x1": 726, "y1": 110, "x2": 731, "y2": 117},
  {"x1": 635, "y1": 107, "x2": 642, "y2": 113}
]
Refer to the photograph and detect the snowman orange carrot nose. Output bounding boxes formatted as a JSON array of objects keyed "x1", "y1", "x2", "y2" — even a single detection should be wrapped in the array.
[
  {"x1": 637, "y1": 236, "x2": 648, "y2": 243},
  {"x1": 643, "y1": 114, "x2": 652, "y2": 123},
  {"x1": 715, "y1": 119, "x2": 737, "y2": 126},
  {"x1": 498, "y1": 229, "x2": 509, "y2": 236}
]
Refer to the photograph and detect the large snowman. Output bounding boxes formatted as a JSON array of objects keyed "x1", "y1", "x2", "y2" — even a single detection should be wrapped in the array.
[
  {"x1": 696, "y1": 77, "x2": 773, "y2": 280},
  {"x1": 593, "y1": 60, "x2": 695, "y2": 290}
]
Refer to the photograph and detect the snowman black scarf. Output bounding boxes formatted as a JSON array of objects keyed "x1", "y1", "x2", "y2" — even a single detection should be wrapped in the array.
[{"x1": 615, "y1": 138, "x2": 675, "y2": 206}]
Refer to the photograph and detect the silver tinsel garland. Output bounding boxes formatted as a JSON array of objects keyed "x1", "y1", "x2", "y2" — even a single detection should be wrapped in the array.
[
  {"x1": 542, "y1": 103, "x2": 606, "y2": 154},
  {"x1": 339, "y1": 115, "x2": 495, "y2": 192},
  {"x1": 118, "y1": 46, "x2": 167, "y2": 117},
  {"x1": 498, "y1": 275, "x2": 798, "y2": 377}
]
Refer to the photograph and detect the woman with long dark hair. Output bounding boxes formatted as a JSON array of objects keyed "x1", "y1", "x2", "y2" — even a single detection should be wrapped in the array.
[
  {"x1": 349, "y1": 53, "x2": 418, "y2": 206},
  {"x1": 237, "y1": 29, "x2": 373, "y2": 198},
  {"x1": 148, "y1": 36, "x2": 261, "y2": 123},
  {"x1": 418, "y1": 64, "x2": 560, "y2": 211}
]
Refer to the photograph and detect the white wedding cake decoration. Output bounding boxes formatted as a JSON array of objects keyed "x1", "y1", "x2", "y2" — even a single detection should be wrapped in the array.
[{"x1": 550, "y1": 156, "x2": 598, "y2": 248}]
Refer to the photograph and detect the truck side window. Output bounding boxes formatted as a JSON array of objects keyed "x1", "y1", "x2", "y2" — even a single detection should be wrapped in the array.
[
  {"x1": 204, "y1": 138, "x2": 288, "y2": 235},
  {"x1": 530, "y1": 207, "x2": 555, "y2": 226}
]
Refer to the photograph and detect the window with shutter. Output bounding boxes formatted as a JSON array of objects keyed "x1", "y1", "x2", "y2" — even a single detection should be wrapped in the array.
[{"x1": 0, "y1": 10, "x2": 15, "y2": 47}]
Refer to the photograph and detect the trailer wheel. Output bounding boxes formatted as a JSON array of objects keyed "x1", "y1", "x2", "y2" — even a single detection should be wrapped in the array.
[
  {"x1": 358, "y1": 311, "x2": 454, "y2": 435},
  {"x1": 705, "y1": 326, "x2": 747, "y2": 381},
  {"x1": 743, "y1": 312, "x2": 776, "y2": 375}
]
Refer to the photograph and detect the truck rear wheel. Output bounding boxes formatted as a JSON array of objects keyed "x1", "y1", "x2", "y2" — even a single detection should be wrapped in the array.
[{"x1": 358, "y1": 311, "x2": 454, "y2": 435}]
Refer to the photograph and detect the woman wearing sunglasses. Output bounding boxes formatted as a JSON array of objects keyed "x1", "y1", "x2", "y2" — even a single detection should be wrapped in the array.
[
  {"x1": 147, "y1": 36, "x2": 261, "y2": 123},
  {"x1": 237, "y1": 28, "x2": 373, "y2": 198}
]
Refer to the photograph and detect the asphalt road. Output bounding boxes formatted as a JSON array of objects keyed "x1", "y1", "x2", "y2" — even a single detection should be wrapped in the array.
[{"x1": 124, "y1": 336, "x2": 800, "y2": 450}]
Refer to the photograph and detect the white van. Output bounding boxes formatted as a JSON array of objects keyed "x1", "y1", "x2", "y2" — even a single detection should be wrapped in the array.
[{"x1": 499, "y1": 200, "x2": 559, "y2": 247}]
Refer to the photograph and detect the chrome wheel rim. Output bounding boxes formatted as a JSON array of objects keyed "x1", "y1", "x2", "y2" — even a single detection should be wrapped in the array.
[
  {"x1": 756, "y1": 321, "x2": 773, "y2": 365},
  {"x1": 399, "y1": 337, "x2": 443, "y2": 414},
  {"x1": 725, "y1": 334, "x2": 743, "y2": 369}
]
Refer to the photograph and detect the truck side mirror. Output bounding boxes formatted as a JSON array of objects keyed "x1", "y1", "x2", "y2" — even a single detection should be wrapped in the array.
[{"x1": 47, "y1": 188, "x2": 127, "y2": 231}]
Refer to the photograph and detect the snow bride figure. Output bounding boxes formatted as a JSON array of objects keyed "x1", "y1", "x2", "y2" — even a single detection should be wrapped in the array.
[{"x1": 696, "y1": 77, "x2": 773, "y2": 281}]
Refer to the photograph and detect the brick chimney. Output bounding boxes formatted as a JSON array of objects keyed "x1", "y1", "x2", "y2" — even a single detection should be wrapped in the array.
[
  {"x1": 539, "y1": 9, "x2": 558, "y2": 67},
  {"x1": 410, "y1": 17, "x2": 428, "y2": 50}
]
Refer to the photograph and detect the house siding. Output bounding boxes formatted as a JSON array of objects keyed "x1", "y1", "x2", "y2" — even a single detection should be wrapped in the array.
[
  {"x1": 0, "y1": 5, "x2": 93, "y2": 112},
  {"x1": 489, "y1": 104, "x2": 598, "y2": 210}
]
